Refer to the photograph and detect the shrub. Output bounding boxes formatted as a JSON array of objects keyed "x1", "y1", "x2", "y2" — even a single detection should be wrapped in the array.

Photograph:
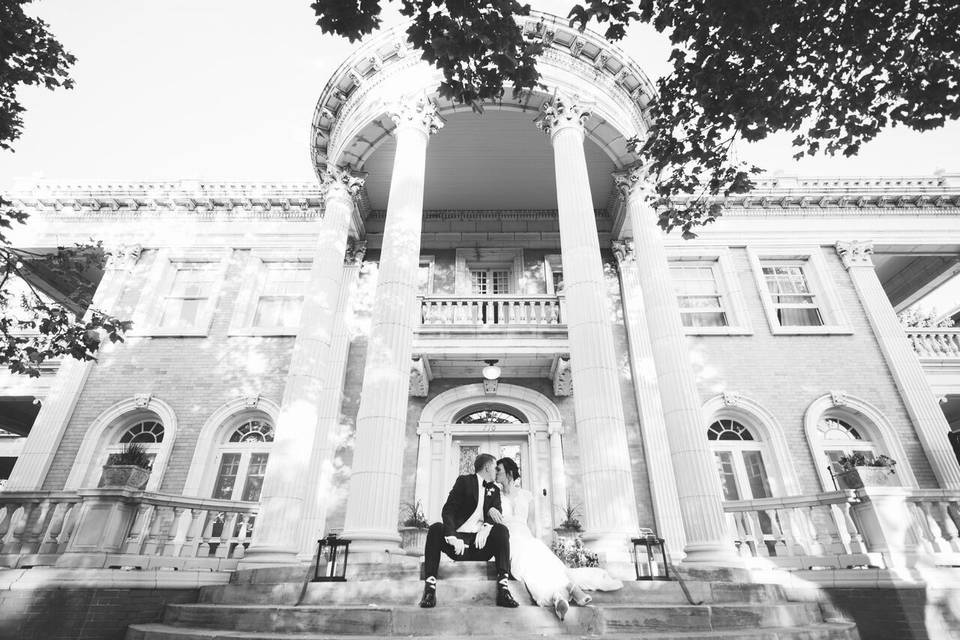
[
  {"x1": 400, "y1": 500, "x2": 429, "y2": 529},
  {"x1": 106, "y1": 442, "x2": 153, "y2": 469}
]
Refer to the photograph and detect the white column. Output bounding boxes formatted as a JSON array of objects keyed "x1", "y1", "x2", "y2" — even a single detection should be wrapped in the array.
[
  {"x1": 547, "y1": 424, "x2": 568, "y2": 529},
  {"x1": 412, "y1": 425, "x2": 432, "y2": 518},
  {"x1": 537, "y1": 93, "x2": 640, "y2": 557},
  {"x1": 296, "y1": 240, "x2": 367, "y2": 559},
  {"x1": 341, "y1": 97, "x2": 442, "y2": 552},
  {"x1": 5, "y1": 244, "x2": 142, "y2": 491},
  {"x1": 837, "y1": 241, "x2": 960, "y2": 488},
  {"x1": 242, "y1": 168, "x2": 364, "y2": 566},
  {"x1": 615, "y1": 166, "x2": 734, "y2": 563},
  {"x1": 612, "y1": 239, "x2": 687, "y2": 558}
]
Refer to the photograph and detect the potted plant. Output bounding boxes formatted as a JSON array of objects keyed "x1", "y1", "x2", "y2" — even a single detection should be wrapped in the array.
[
  {"x1": 98, "y1": 442, "x2": 152, "y2": 490},
  {"x1": 554, "y1": 500, "x2": 583, "y2": 542},
  {"x1": 834, "y1": 453, "x2": 899, "y2": 490},
  {"x1": 399, "y1": 500, "x2": 430, "y2": 556}
]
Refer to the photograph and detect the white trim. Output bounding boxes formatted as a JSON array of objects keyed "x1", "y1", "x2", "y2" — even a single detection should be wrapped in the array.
[
  {"x1": 181, "y1": 396, "x2": 281, "y2": 497},
  {"x1": 228, "y1": 250, "x2": 312, "y2": 337},
  {"x1": 419, "y1": 255, "x2": 435, "y2": 295},
  {"x1": 64, "y1": 396, "x2": 178, "y2": 492},
  {"x1": 747, "y1": 246, "x2": 853, "y2": 335},
  {"x1": 803, "y1": 393, "x2": 918, "y2": 490},
  {"x1": 667, "y1": 247, "x2": 753, "y2": 335},
  {"x1": 419, "y1": 383, "x2": 563, "y2": 428},
  {"x1": 702, "y1": 394, "x2": 801, "y2": 496}
]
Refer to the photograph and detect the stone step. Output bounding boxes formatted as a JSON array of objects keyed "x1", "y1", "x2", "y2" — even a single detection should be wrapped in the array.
[
  {"x1": 160, "y1": 602, "x2": 824, "y2": 635},
  {"x1": 200, "y1": 578, "x2": 786, "y2": 607},
  {"x1": 127, "y1": 622, "x2": 860, "y2": 640}
]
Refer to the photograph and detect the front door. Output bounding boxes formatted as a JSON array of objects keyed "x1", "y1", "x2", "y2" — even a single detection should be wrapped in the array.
[{"x1": 451, "y1": 435, "x2": 529, "y2": 491}]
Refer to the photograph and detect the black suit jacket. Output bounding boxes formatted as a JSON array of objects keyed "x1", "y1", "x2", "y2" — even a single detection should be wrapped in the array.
[{"x1": 440, "y1": 474, "x2": 502, "y2": 536}]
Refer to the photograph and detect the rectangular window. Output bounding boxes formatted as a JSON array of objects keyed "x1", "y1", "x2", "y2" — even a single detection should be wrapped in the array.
[
  {"x1": 761, "y1": 263, "x2": 823, "y2": 327},
  {"x1": 241, "y1": 453, "x2": 269, "y2": 502},
  {"x1": 470, "y1": 269, "x2": 510, "y2": 295},
  {"x1": 742, "y1": 451, "x2": 772, "y2": 499},
  {"x1": 669, "y1": 263, "x2": 728, "y2": 327},
  {"x1": 212, "y1": 453, "x2": 240, "y2": 500},
  {"x1": 160, "y1": 265, "x2": 217, "y2": 328},
  {"x1": 253, "y1": 264, "x2": 309, "y2": 328}
]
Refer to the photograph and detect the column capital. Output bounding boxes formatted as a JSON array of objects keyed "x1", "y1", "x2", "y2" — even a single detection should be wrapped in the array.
[
  {"x1": 836, "y1": 240, "x2": 875, "y2": 270},
  {"x1": 536, "y1": 92, "x2": 592, "y2": 139},
  {"x1": 612, "y1": 162, "x2": 655, "y2": 202},
  {"x1": 611, "y1": 239, "x2": 636, "y2": 266},
  {"x1": 344, "y1": 239, "x2": 367, "y2": 266},
  {"x1": 388, "y1": 96, "x2": 444, "y2": 137},
  {"x1": 105, "y1": 244, "x2": 142, "y2": 272},
  {"x1": 320, "y1": 166, "x2": 366, "y2": 202}
]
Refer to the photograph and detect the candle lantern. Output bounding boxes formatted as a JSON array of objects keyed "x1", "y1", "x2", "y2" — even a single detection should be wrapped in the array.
[
  {"x1": 632, "y1": 530, "x2": 669, "y2": 581},
  {"x1": 313, "y1": 533, "x2": 351, "y2": 582}
]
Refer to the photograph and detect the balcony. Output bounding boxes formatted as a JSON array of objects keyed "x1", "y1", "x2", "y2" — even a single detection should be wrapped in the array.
[
  {"x1": 418, "y1": 294, "x2": 565, "y2": 330},
  {"x1": 907, "y1": 328, "x2": 960, "y2": 361}
]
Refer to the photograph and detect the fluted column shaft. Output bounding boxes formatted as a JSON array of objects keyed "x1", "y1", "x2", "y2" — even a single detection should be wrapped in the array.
[
  {"x1": 837, "y1": 241, "x2": 960, "y2": 488},
  {"x1": 617, "y1": 169, "x2": 733, "y2": 563},
  {"x1": 296, "y1": 242, "x2": 367, "y2": 558},
  {"x1": 342, "y1": 98, "x2": 442, "y2": 551},
  {"x1": 612, "y1": 241, "x2": 687, "y2": 558},
  {"x1": 6, "y1": 245, "x2": 141, "y2": 491},
  {"x1": 243, "y1": 170, "x2": 363, "y2": 565},
  {"x1": 539, "y1": 95, "x2": 639, "y2": 555}
]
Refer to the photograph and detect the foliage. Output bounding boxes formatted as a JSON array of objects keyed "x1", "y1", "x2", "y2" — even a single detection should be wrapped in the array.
[
  {"x1": 836, "y1": 453, "x2": 897, "y2": 472},
  {"x1": 106, "y1": 442, "x2": 153, "y2": 469},
  {"x1": 311, "y1": 1, "x2": 960, "y2": 237},
  {"x1": 551, "y1": 534, "x2": 599, "y2": 568},
  {"x1": 898, "y1": 308, "x2": 956, "y2": 328},
  {"x1": 557, "y1": 500, "x2": 582, "y2": 531},
  {"x1": 0, "y1": 1, "x2": 131, "y2": 376},
  {"x1": 400, "y1": 499, "x2": 429, "y2": 528}
]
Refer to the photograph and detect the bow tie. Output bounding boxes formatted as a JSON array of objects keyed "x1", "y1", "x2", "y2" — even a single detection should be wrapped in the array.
[{"x1": 483, "y1": 481, "x2": 495, "y2": 488}]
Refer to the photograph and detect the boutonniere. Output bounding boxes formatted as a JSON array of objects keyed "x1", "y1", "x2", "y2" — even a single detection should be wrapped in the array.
[{"x1": 485, "y1": 486, "x2": 497, "y2": 497}]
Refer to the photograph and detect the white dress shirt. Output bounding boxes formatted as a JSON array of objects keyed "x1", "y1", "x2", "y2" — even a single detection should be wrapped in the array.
[{"x1": 456, "y1": 473, "x2": 486, "y2": 533}]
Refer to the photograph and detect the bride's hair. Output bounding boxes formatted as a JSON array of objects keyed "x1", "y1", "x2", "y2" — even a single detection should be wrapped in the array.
[{"x1": 497, "y1": 457, "x2": 520, "y2": 481}]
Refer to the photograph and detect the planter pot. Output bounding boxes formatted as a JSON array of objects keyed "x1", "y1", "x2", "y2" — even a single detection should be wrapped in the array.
[
  {"x1": 98, "y1": 465, "x2": 150, "y2": 490},
  {"x1": 835, "y1": 466, "x2": 899, "y2": 490},
  {"x1": 399, "y1": 527, "x2": 429, "y2": 556},
  {"x1": 553, "y1": 526, "x2": 582, "y2": 543}
]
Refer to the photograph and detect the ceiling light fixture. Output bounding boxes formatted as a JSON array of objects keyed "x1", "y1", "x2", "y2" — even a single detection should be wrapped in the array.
[{"x1": 482, "y1": 359, "x2": 501, "y2": 381}]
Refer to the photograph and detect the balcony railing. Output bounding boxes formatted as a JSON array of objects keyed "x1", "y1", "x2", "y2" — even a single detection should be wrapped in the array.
[
  {"x1": 419, "y1": 294, "x2": 564, "y2": 328},
  {"x1": 0, "y1": 489, "x2": 257, "y2": 570},
  {"x1": 906, "y1": 328, "x2": 960, "y2": 359}
]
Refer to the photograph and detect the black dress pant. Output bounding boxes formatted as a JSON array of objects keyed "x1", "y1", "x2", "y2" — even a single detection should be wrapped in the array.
[{"x1": 423, "y1": 522, "x2": 511, "y2": 580}]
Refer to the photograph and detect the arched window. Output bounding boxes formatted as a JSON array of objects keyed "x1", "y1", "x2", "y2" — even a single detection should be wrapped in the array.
[
  {"x1": 706, "y1": 419, "x2": 772, "y2": 502},
  {"x1": 454, "y1": 407, "x2": 525, "y2": 424},
  {"x1": 817, "y1": 416, "x2": 878, "y2": 476},
  {"x1": 210, "y1": 418, "x2": 274, "y2": 502},
  {"x1": 98, "y1": 418, "x2": 165, "y2": 485}
]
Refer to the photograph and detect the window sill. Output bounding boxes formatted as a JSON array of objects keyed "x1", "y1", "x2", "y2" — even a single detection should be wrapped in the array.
[
  {"x1": 683, "y1": 327, "x2": 754, "y2": 336},
  {"x1": 228, "y1": 328, "x2": 299, "y2": 337},
  {"x1": 768, "y1": 325, "x2": 854, "y2": 336}
]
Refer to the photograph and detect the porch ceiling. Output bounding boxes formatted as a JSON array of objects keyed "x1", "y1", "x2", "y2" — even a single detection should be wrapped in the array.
[
  {"x1": 422, "y1": 353, "x2": 560, "y2": 380},
  {"x1": 872, "y1": 253, "x2": 960, "y2": 311}
]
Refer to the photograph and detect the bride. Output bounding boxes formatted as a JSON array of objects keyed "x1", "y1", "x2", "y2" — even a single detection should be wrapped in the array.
[{"x1": 494, "y1": 457, "x2": 595, "y2": 621}]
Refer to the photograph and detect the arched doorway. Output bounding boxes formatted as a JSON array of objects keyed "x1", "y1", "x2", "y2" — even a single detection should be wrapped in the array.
[{"x1": 416, "y1": 384, "x2": 564, "y2": 540}]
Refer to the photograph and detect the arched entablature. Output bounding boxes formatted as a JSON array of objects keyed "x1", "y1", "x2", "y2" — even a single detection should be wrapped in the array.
[
  {"x1": 702, "y1": 393, "x2": 802, "y2": 497},
  {"x1": 64, "y1": 395, "x2": 178, "y2": 492},
  {"x1": 181, "y1": 395, "x2": 281, "y2": 497},
  {"x1": 311, "y1": 11, "x2": 658, "y2": 178},
  {"x1": 803, "y1": 392, "x2": 918, "y2": 490},
  {"x1": 418, "y1": 382, "x2": 562, "y2": 432}
]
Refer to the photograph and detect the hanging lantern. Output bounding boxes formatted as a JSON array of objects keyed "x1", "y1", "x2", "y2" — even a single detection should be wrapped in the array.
[
  {"x1": 313, "y1": 533, "x2": 351, "y2": 582},
  {"x1": 632, "y1": 530, "x2": 669, "y2": 581}
]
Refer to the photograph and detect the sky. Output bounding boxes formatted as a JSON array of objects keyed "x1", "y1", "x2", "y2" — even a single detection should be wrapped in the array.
[{"x1": 1, "y1": 0, "x2": 958, "y2": 190}]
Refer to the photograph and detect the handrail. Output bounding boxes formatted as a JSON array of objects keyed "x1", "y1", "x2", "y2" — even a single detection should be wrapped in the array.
[
  {"x1": 905, "y1": 328, "x2": 960, "y2": 358},
  {"x1": 419, "y1": 293, "x2": 565, "y2": 327}
]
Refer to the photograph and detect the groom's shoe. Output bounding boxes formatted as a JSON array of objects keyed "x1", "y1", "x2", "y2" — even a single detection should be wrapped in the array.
[
  {"x1": 495, "y1": 580, "x2": 519, "y2": 608},
  {"x1": 419, "y1": 579, "x2": 437, "y2": 608}
]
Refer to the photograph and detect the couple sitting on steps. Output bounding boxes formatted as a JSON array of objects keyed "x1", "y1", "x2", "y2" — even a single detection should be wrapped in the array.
[{"x1": 420, "y1": 453, "x2": 615, "y2": 621}]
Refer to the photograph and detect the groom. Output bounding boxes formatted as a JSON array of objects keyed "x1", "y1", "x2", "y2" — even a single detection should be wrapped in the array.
[{"x1": 419, "y1": 453, "x2": 519, "y2": 608}]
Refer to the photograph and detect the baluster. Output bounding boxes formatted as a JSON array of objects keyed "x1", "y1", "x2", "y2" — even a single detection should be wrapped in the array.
[
  {"x1": 932, "y1": 501, "x2": 960, "y2": 553},
  {"x1": 920, "y1": 501, "x2": 950, "y2": 553},
  {"x1": 724, "y1": 512, "x2": 746, "y2": 556},
  {"x1": 197, "y1": 510, "x2": 216, "y2": 557},
  {"x1": 834, "y1": 501, "x2": 866, "y2": 554},
  {"x1": 217, "y1": 512, "x2": 240, "y2": 558},
  {"x1": 179, "y1": 508, "x2": 204, "y2": 557},
  {"x1": 128, "y1": 505, "x2": 156, "y2": 555},
  {"x1": 907, "y1": 502, "x2": 936, "y2": 554},
  {"x1": 803, "y1": 506, "x2": 826, "y2": 556},
  {"x1": 163, "y1": 507, "x2": 186, "y2": 557},
  {"x1": 827, "y1": 502, "x2": 853, "y2": 555},
  {"x1": 57, "y1": 503, "x2": 79, "y2": 552},
  {"x1": 764, "y1": 508, "x2": 785, "y2": 556},
  {"x1": 815, "y1": 505, "x2": 842, "y2": 554},
  {"x1": 38, "y1": 501, "x2": 67, "y2": 555},
  {"x1": 748, "y1": 510, "x2": 770, "y2": 557},
  {"x1": 499, "y1": 299, "x2": 509, "y2": 325},
  {"x1": 233, "y1": 514, "x2": 253, "y2": 559},
  {"x1": 20, "y1": 500, "x2": 51, "y2": 555},
  {"x1": 946, "y1": 501, "x2": 960, "y2": 552},
  {"x1": 0, "y1": 504, "x2": 19, "y2": 553},
  {"x1": 7, "y1": 504, "x2": 31, "y2": 555}
]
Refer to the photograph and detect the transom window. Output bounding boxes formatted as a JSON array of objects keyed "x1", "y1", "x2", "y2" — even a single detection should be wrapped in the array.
[
  {"x1": 253, "y1": 263, "x2": 309, "y2": 328},
  {"x1": 707, "y1": 419, "x2": 754, "y2": 441},
  {"x1": 119, "y1": 420, "x2": 165, "y2": 444},
  {"x1": 817, "y1": 417, "x2": 877, "y2": 475},
  {"x1": 670, "y1": 263, "x2": 728, "y2": 327},
  {"x1": 211, "y1": 419, "x2": 275, "y2": 502},
  {"x1": 760, "y1": 263, "x2": 823, "y2": 327},
  {"x1": 456, "y1": 410, "x2": 524, "y2": 424},
  {"x1": 160, "y1": 264, "x2": 218, "y2": 328}
]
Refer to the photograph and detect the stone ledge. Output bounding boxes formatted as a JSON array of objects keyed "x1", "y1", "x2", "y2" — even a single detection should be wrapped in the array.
[{"x1": 0, "y1": 567, "x2": 231, "y2": 591}]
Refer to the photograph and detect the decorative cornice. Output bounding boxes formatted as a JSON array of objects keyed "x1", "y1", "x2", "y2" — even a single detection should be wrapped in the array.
[
  {"x1": 344, "y1": 239, "x2": 367, "y2": 265},
  {"x1": 830, "y1": 390, "x2": 849, "y2": 407},
  {"x1": 366, "y1": 209, "x2": 609, "y2": 221},
  {"x1": 611, "y1": 163, "x2": 653, "y2": 201},
  {"x1": 536, "y1": 92, "x2": 592, "y2": 138},
  {"x1": 836, "y1": 240, "x2": 874, "y2": 270},
  {"x1": 552, "y1": 356, "x2": 573, "y2": 397},
  {"x1": 722, "y1": 391, "x2": 742, "y2": 407},
  {"x1": 409, "y1": 356, "x2": 430, "y2": 397},
  {"x1": 319, "y1": 166, "x2": 366, "y2": 200},
  {"x1": 242, "y1": 394, "x2": 261, "y2": 410},
  {"x1": 134, "y1": 393, "x2": 152, "y2": 409},
  {"x1": 389, "y1": 96, "x2": 444, "y2": 137}
]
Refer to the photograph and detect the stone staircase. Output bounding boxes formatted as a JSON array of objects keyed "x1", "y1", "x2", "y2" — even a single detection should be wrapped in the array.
[{"x1": 126, "y1": 561, "x2": 860, "y2": 639}]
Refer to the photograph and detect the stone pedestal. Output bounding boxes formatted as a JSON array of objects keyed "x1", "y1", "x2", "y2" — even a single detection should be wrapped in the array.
[
  {"x1": 537, "y1": 93, "x2": 639, "y2": 560},
  {"x1": 241, "y1": 169, "x2": 364, "y2": 567},
  {"x1": 341, "y1": 97, "x2": 443, "y2": 552},
  {"x1": 850, "y1": 486, "x2": 921, "y2": 569}
]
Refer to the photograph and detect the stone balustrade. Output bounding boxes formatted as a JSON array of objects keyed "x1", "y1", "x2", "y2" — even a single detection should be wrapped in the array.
[
  {"x1": 905, "y1": 489, "x2": 960, "y2": 562},
  {"x1": 419, "y1": 294, "x2": 565, "y2": 327},
  {"x1": 0, "y1": 490, "x2": 257, "y2": 570},
  {"x1": 906, "y1": 328, "x2": 960, "y2": 359}
]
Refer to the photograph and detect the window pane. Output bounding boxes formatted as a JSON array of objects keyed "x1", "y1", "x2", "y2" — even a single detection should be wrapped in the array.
[
  {"x1": 682, "y1": 311, "x2": 727, "y2": 327},
  {"x1": 212, "y1": 453, "x2": 241, "y2": 500},
  {"x1": 742, "y1": 451, "x2": 772, "y2": 499},
  {"x1": 714, "y1": 451, "x2": 740, "y2": 501},
  {"x1": 241, "y1": 453, "x2": 269, "y2": 502},
  {"x1": 253, "y1": 297, "x2": 283, "y2": 327},
  {"x1": 418, "y1": 264, "x2": 432, "y2": 294},
  {"x1": 470, "y1": 271, "x2": 488, "y2": 295},
  {"x1": 776, "y1": 307, "x2": 823, "y2": 327},
  {"x1": 492, "y1": 271, "x2": 510, "y2": 294}
]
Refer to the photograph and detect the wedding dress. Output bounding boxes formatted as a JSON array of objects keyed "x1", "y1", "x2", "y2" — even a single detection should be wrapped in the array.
[{"x1": 500, "y1": 487, "x2": 575, "y2": 606}]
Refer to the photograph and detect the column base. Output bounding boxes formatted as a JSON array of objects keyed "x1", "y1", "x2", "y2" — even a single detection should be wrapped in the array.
[
  {"x1": 580, "y1": 530, "x2": 634, "y2": 576},
  {"x1": 337, "y1": 529, "x2": 403, "y2": 555},
  {"x1": 680, "y1": 541, "x2": 740, "y2": 565},
  {"x1": 237, "y1": 544, "x2": 303, "y2": 569}
]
